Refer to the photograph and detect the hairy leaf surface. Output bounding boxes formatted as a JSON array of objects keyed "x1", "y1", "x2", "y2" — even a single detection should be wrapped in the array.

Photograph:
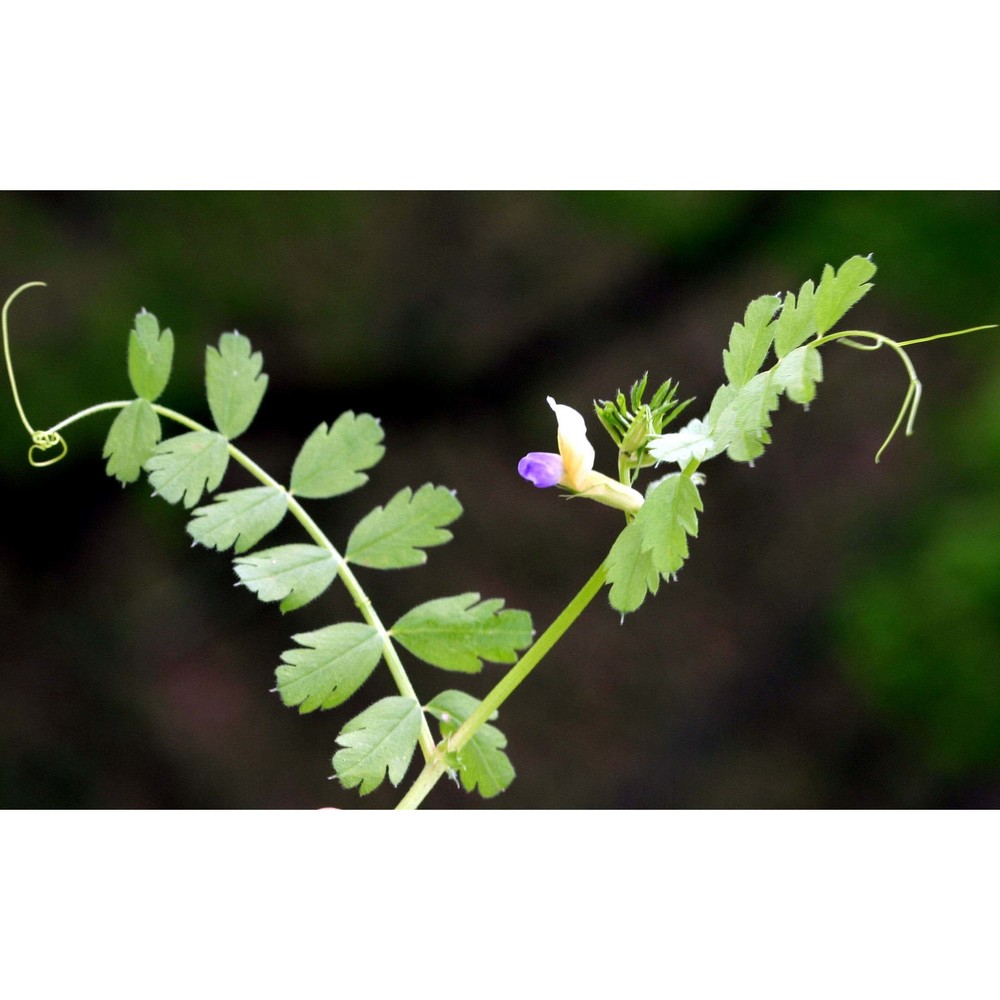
[
  {"x1": 607, "y1": 473, "x2": 702, "y2": 614},
  {"x1": 103, "y1": 398, "x2": 161, "y2": 484},
  {"x1": 775, "y1": 344, "x2": 824, "y2": 407},
  {"x1": 720, "y1": 368, "x2": 785, "y2": 463},
  {"x1": 722, "y1": 294, "x2": 781, "y2": 389},
  {"x1": 426, "y1": 690, "x2": 515, "y2": 798},
  {"x1": 187, "y1": 486, "x2": 288, "y2": 553},
  {"x1": 773, "y1": 280, "x2": 818, "y2": 358},
  {"x1": 233, "y1": 543, "x2": 338, "y2": 612},
  {"x1": 205, "y1": 332, "x2": 268, "y2": 440},
  {"x1": 391, "y1": 593, "x2": 534, "y2": 673},
  {"x1": 774, "y1": 279, "x2": 816, "y2": 359},
  {"x1": 640, "y1": 473, "x2": 703, "y2": 577},
  {"x1": 276, "y1": 622, "x2": 383, "y2": 712},
  {"x1": 289, "y1": 413, "x2": 385, "y2": 499},
  {"x1": 145, "y1": 429, "x2": 229, "y2": 507},
  {"x1": 346, "y1": 484, "x2": 462, "y2": 569},
  {"x1": 332, "y1": 696, "x2": 422, "y2": 795},
  {"x1": 814, "y1": 255, "x2": 876, "y2": 335},
  {"x1": 606, "y1": 518, "x2": 661, "y2": 614},
  {"x1": 127, "y1": 310, "x2": 173, "y2": 402}
]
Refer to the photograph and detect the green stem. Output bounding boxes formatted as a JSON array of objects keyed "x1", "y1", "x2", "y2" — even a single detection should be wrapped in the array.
[
  {"x1": 395, "y1": 559, "x2": 609, "y2": 810},
  {"x1": 43, "y1": 398, "x2": 438, "y2": 762},
  {"x1": 283, "y1": 491, "x2": 435, "y2": 758},
  {"x1": 47, "y1": 400, "x2": 145, "y2": 433},
  {"x1": 897, "y1": 324, "x2": 998, "y2": 348}
]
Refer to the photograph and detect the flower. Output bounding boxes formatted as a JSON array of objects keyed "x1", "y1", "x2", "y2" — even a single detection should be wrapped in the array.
[{"x1": 518, "y1": 397, "x2": 644, "y2": 514}]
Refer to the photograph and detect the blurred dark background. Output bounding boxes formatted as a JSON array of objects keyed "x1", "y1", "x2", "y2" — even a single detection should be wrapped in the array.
[{"x1": 2, "y1": 191, "x2": 999, "y2": 809}]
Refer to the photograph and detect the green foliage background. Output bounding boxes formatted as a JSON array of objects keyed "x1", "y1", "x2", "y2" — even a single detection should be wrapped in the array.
[{"x1": 2, "y1": 191, "x2": 999, "y2": 808}]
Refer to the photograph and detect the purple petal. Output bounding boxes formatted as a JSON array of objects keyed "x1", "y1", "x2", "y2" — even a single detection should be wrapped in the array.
[{"x1": 518, "y1": 452, "x2": 564, "y2": 488}]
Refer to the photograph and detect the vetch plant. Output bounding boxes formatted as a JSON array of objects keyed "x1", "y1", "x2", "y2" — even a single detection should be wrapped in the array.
[{"x1": 3, "y1": 256, "x2": 995, "y2": 808}]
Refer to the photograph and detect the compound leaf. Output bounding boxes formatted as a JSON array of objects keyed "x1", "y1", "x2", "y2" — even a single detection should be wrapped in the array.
[
  {"x1": 346, "y1": 484, "x2": 462, "y2": 569},
  {"x1": 814, "y1": 254, "x2": 876, "y2": 335},
  {"x1": 206, "y1": 332, "x2": 268, "y2": 440},
  {"x1": 103, "y1": 397, "x2": 161, "y2": 484},
  {"x1": 289, "y1": 412, "x2": 385, "y2": 499},
  {"x1": 775, "y1": 344, "x2": 824, "y2": 407},
  {"x1": 144, "y1": 430, "x2": 230, "y2": 508},
  {"x1": 391, "y1": 593, "x2": 534, "y2": 673},
  {"x1": 233, "y1": 543, "x2": 338, "y2": 612},
  {"x1": 127, "y1": 310, "x2": 173, "y2": 402},
  {"x1": 722, "y1": 294, "x2": 781, "y2": 389},
  {"x1": 332, "y1": 696, "x2": 422, "y2": 796},
  {"x1": 187, "y1": 486, "x2": 288, "y2": 554},
  {"x1": 425, "y1": 690, "x2": 515, "y2": 798},
  {"x1": 275, "y1": 622, "x2": 383, "y2": 712}
]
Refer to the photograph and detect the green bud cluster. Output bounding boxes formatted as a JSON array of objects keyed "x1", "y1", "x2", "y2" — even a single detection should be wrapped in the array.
[{"x1": 594, "y1": 374, "x2": 692, "y2": 484}]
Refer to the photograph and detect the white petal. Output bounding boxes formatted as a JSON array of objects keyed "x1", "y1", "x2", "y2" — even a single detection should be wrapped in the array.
[
  {"x1": 546, "y1": 396, "x2": 595, "y2": 486},
  {"x1": 546, "y1": 396, "x2": 588, "y2": 441}
]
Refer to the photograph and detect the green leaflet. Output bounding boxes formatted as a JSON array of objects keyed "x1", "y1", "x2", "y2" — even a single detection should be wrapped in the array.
[
  {"x1": 144, "y1": 430, "x2": 230, "y2": 508},
  {"x1": 722, "y1": 294, "x2": 782, "y2": 389},
  {"x1": 127, "y1": 310, "x2": 173, "y2": 402},
  {"x1": 289, "y1": 412, "x2": 385, "y2": 499},
  {"x1": 704, "y1": 348, "x2": 823, "y2": 464},
  {"x1": 187, "y1": 486, "x2": 289, "y2": 554},
  {"x1": 275, "y1": 622, "x2": 383, "y2": 712},
  {"x1": 606, "y1": 518, "x2": 660, "y2": 614},
  {"x1": 233, "y1": 543, "x2": 338, "y2": 612},
  {"x1": 712, "y1": 367, "x2": 784, "y2": 463},
  {"x1": 205, "y1": 332, "x2": 268, "y2": 440},
  {"x1": 639, "y1": 473, "x2": 703, "y2": 577},
  {"x1": 773, "y1": 280, "x2": 817, "y2": 359},
  {"x1": 425, "y1": 690, "x2": 515, "y2": 798},
  {"x1": 346, "y1": 484, "x2": 462, "y2": 569},
  {"x1": 775, "y1": 344, "x2": 824, "y2": 407},
  {"x1": 814, "y1": 254, "x2": 876, "y2": 335},
  {"x1": 607, "y1": 473, "x2": 702, "y2": 615},
  {"x1": 332, "y1": 696, "x2": 423, "y2": 795},
  {"x1": 391, "y1": 593, "x2": 534, "y2": 673},
  {"x1": 103, "y1": 397, "x2": 161, "y2": 484}
]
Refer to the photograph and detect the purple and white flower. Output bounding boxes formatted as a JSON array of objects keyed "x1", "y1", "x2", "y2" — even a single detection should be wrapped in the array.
[{"x1": 518, "y1": 397, "x2": 644, "y2": 515}]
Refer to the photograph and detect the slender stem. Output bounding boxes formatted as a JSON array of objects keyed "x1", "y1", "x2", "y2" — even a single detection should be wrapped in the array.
[
  {"x1": 897, "y1": 324, "x2": 998, "y2": 348},
  {"x1": 47, "y1": 400, "x2": 145, "y2": 434},
  {"x1": 450, "y1": 560, "x2": 608, "y2": 752},
  {"x1": 396, "y1": 559, "x2": 609, "y2": 810},
  {"x1": 395, "y1": 753, "x2": 450, "y2": 810},
  {"x1": 42, "y1": 397, "x2": 438, "y2": 762},
  {"x1": 284, "y1": 492, "x2": 436, "y2": 759}
]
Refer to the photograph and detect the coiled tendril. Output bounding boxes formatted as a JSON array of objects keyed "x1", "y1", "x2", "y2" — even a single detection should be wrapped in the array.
[{"x1": 2, "y1": 281, "x2": 68, "y2": 467}]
